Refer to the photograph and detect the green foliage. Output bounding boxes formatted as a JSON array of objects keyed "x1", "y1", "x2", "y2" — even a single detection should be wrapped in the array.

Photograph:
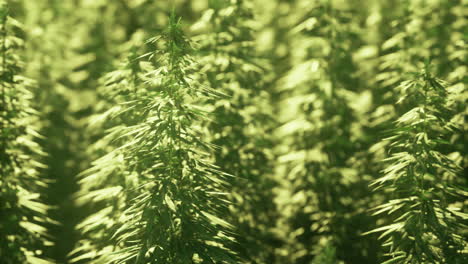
[
  {"x1": 0, "y1": 2, "x2": 51, "y2": 263},
  {"x1": 366, "y1": 68, "x2": 467, "y2": 264},
  {"x1": 1, "y1": 0, "x2": 466, "y2": 263}
]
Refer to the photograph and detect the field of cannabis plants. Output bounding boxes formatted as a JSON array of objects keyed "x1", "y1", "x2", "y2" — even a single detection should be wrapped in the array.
[{"x1": 0, "y1": 0, "x2": 466, "y2": 263}]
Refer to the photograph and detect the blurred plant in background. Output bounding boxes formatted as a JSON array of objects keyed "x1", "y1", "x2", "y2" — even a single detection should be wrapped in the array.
[{"x1": 192, "y1": 0, "x2": 279, "y2": 262}]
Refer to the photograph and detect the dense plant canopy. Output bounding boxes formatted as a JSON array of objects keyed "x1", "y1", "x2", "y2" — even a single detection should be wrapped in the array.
[{"x1": 0, "y1": 0, "x2": 466, "y2": 263}]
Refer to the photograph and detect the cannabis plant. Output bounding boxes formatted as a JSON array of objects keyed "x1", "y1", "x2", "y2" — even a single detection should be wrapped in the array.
[
  {"x1": 73, "y1": 13, "x2": 238, "y2": 264},
  {"x1": 367, "y1": 67, "x2": 467, "y2": 264},
  {"x1": 0, "y1": 3, "x2": 51, "y2": 263}
]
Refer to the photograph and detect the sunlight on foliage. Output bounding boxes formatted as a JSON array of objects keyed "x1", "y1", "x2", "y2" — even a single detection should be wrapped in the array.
[{"x1": 1, "y1": 0, "x2": 466, "y2": 263}]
